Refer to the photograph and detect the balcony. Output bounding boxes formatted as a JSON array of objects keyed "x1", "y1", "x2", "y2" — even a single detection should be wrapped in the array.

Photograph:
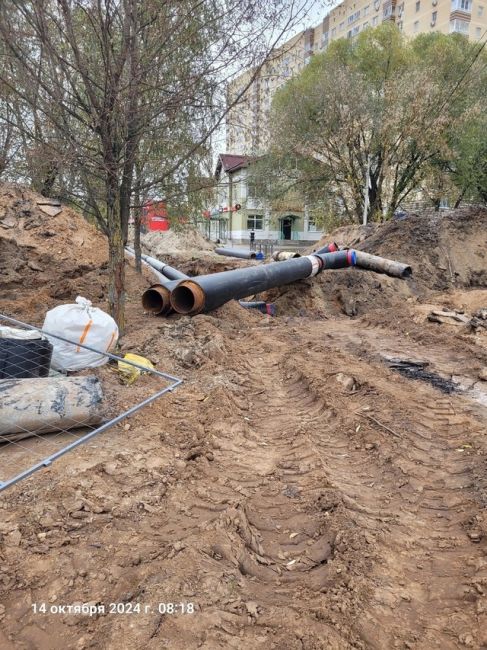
[
  {"x1": 383, "y1": 0, "x2": 397, "y2": 21},
  {"x1": 450, "y1": 0, "x2": 472, "y2": 21}
]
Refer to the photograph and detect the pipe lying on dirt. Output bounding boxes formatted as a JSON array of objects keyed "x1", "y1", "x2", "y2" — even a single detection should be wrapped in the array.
[
  {"x1": 215, "y1": 247, "x2": 264, "y2": 260},
  {"x1": 313, "y1": 242, "x2": 339, "y2": 255},
  {"x1": 125, "y1": 247, "x2": 188, "y2": 281},
  {"x1": 321, "y1": 249, "x2": 356, "y2": 269},
  {"x1": 142, "y1": 279, "x2": 181, "y2": 316},
  {"x1": 353, "y1": 251, "x2": 412, "y2": 278},
  {"x1": 170, "y1": 250, "x2": 356, "y2": 315},
  {"x1": 139, "y1": 253, "x2": 188, "y2": 281},
  {"x1": 125, "y1": 247, "x2": 167, "y2": 284},
  {"x1": 239, "y1": 300, "x2": 276, "y2": 316},
  {"x1": 271, "y1": 251, "x2": 302, "y2": 261},
  {"x1": 0, "y1": 376, "x2": 103, "y2": 440}
]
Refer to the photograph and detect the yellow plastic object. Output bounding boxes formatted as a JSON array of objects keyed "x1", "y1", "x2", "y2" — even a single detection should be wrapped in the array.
[{"x1": 117, "y1": 353, "x2": 154, "y2": 385}]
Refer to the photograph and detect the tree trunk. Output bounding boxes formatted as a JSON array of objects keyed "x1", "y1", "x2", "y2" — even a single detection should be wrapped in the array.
[
  {"x1": 134, "y1": 202, "x2": 142, "y2": 274},
  {"x1": 40, "y1": 161, "x2": 59, "y2": 197},
  {"x1": 106, "y1": 199, "x2": 126, "y2": 334},
  {"x1": 454, "y1": 189, "x2": 466, "y2": 209}
]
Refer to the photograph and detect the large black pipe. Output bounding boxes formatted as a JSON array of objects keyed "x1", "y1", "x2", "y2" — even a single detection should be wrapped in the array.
[
  {"x1": 140, "y1": 253, "x2": 189, "y2": 281},
  {"x1": 125, "y1": 248, "x2": 167, "y2": 284},
  {"x1": 170, "y1": 250, "x2": 356, "y2": 315},
  {"x1": 354, "y1": 251, "x2": 412, "y2": 278},
  {"x1": 215, "y1": 247, "x2": 264, "y2": 260}
]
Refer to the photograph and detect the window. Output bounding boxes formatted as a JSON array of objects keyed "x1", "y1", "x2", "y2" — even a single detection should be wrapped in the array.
[
  {"x1": 307, "y1": 218, "x2": 318, "y2": 232},
  {"x1": 451, "y1": 0, "x2": 471, "y2": 10},
  {"x1": 247, "y1": 215, "x2": 263, "y2": 230},
  {"x1": 372, "y1": 15, "x2": 379, "y2": 24},
  {"x1": 363, "y1": 20, "x2": 370, "y2": 28},
  {"x1": 478, "y1": 5, "x2": 484, "y2": 15},
  {"x1": 450, "y1": 17, "x2": 470, "y2": 31},
  {"x1": 353, "y1": 25, "x2": 360, "y2": 34},
  {"x1": 331, "y1": 27, "x2": 337, "y2": 37},
  {"x1": 476, "y1": 25, "x2": 482, "y2": 37},
  {"x1": 398, "y1": 19, "x2": 404, "y2": 29},
  {"x1": 339, "y1": 21, "x2": 345, "y2": 29},
  {"x1": 432, "y1": 10, "x2": 437, "y2": 22},
  {"x1": 414, "y1": 19, "x2": 420, "y2": 30},
  {"x1": 363, "y1": 4, "x2": 370, "y2": 15},
  {"x1": 416, "y1": 0, "x2": 420, "y2": 11},
  {"x1": 247, "y1": 180, "x2": 258, "y2": 198},
  {"x1": 347, "y1": 29, "x2": 353, "y2": 37},
  {"x1": 348, "y1": 10, "x2": 361, "y2": 23}
]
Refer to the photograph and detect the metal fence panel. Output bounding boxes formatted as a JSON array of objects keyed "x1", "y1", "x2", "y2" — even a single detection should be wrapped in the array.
[{"x1": 0, "y1": 314, "x2": 182, "y2": 492}]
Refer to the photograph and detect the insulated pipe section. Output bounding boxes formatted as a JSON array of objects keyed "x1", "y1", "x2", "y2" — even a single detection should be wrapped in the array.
[
  {"x1": 125, "y1": 248, "x2": 167, "y2": 284},
  {"x1": 171, "y1": 251, "x2": 355, "y2": 316},
  {"x1": 313, "y1": 242, "x2": 339, "y2": 255},
  {"x1": 354, "y1": 251, "x2": 412, "y2": 278},
  {"x1": 215, "y1": 247, "x2": 264, "y2": 260},
  {"x1": 140, "y1": 253, "x2": 189, "y2": 281},
  {"x1": 142, "y1": 279, "x2": 181, "y2": 316},
  {"x1": 271, "y1": 251, "x2": 302, "y2": 261},
  {"x1": 125, "y1": 247, "x2": 188, "y2": 281},
  {"x1": 316, "y1": 249, "x2": 356, "y2": 269}
]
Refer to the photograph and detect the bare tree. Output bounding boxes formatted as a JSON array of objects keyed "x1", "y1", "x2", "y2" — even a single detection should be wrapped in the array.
[{"x1": 0, "y1": 0, "x2": 316, "y2": 330}]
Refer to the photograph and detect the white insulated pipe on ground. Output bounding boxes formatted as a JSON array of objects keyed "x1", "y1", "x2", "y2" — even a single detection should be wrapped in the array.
[{"x1": 0, "y1": 376, "x2": 103, "y2": 440}]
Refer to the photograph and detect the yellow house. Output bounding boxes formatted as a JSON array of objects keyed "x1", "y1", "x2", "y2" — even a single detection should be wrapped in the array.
[{"x1": 198, "y1": 154, "x2": 322, "y2": 245}]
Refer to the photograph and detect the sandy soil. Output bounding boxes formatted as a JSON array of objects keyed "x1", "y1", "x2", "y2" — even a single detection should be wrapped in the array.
[{"x1": 1, "y1": 194, "x2": 487, "y2": 649}]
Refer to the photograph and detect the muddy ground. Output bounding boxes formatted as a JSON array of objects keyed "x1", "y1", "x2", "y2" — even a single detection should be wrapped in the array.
[{"x1": 1, "y1": 194, "x2": 487, "y2": 649}]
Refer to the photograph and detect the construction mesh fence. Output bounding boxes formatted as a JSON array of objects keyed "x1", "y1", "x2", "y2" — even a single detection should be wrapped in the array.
[{"x1": 0, "y1": 314, "x2": 181, "y2": 492}]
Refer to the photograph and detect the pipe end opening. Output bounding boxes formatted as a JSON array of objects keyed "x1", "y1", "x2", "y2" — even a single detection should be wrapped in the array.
[
  {"x1": 402, "y1": 266, "x2": 413, "y2": 278},
  {"x1": 142, "y1": 286, "x2": 170, "y2": 315},
  {"x1": 171, "y1": 281, "x2": 205, "y2": 315}
]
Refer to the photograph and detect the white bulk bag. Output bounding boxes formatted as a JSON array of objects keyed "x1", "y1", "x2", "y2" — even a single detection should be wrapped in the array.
[{"x1": 42, "y1": 296, "x2": 119, "y2": 371}]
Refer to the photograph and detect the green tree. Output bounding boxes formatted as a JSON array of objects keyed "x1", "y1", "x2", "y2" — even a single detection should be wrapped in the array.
[{"x1": 269, "y1": 25, "x2": 487, "y2": 223}]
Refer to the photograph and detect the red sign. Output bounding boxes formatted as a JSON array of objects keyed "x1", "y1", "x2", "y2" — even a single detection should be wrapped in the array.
[{"x1": 143, "y1": 201, "x2": 170, "y2": 231}]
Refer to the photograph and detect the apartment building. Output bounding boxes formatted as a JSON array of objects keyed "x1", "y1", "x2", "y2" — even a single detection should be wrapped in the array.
[
  {"x1": 226, "y1": 0, "x2": 487, "y2": 154},
  {"x1": 198, "y1": 154, "x2": 321, "y2": 244}
]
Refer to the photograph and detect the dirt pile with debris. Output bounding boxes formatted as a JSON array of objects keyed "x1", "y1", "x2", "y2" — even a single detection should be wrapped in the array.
[
  {"x1": 270, "y1": 207, "x2": 487, "y2": 319},
  {"x1": 140, "y1": 226, "x2": 214, "y2": 258},
  {"x1": 0, "y1": 183, "x2": 110, "y2": 319}
]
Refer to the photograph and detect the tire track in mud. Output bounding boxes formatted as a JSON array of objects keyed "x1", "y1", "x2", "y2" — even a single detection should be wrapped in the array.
[
  {"x1": 160, "y1": 323, "x2": 487, "y2": 650},
  {"x1": 281, "y1": 323, "x2": 487, "y2": 650},
  {"x1": 144, "y1": 340, "x2": 374, "y2": 649},
  {"x1": 80, "y1": 321, "x2": 487, "y2": 650}
]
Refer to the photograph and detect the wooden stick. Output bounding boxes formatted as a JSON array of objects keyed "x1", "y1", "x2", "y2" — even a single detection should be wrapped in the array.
[{"x1": 355, "y1": 412, "x2": 401, "y2": 438}]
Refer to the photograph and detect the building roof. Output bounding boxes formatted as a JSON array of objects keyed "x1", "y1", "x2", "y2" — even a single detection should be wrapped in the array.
[{"x1": 215, "y1": 153, "x2": 252, "y2": 177}]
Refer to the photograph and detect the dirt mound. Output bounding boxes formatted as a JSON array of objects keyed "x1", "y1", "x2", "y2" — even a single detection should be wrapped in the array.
[
  {"x1": 140, "y1": 226, "x2": 214, "y2": 258},
  {"x1": 271, "y1": 207, "x2": 487, "y2": 319},
  {"x1": 0, "y1": 183, "x2": 108, "y2": 320}
]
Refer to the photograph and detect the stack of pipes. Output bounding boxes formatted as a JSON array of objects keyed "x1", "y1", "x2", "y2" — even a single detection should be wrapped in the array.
[{"x1": 126, "y1": 244, "x2": 411, "y2": 318}]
